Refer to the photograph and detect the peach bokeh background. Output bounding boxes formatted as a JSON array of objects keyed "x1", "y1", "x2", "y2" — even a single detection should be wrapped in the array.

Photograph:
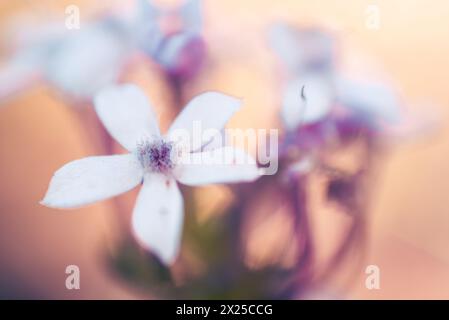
[{"x1": 0, "y1": 0, "x2": 448, "y2": 299}]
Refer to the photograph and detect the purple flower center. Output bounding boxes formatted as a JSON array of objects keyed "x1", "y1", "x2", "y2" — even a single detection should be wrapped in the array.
[{"x1": 137, "y1": 139, "x2": 175, "y2": 173}]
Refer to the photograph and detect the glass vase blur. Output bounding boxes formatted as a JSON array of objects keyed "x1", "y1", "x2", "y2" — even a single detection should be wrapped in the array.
[
  {"x1": 109, "y1": 185, "x2": 306, "y2": 299},
  {"x1": 108, "y1": 130, "x2": 373, "y2": 299}
]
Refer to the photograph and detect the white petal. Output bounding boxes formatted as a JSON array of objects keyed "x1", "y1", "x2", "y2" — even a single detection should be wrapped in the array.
[
  {"x1": 131, "y1": 174, "x2": 183, "y2": 265},
  {"x1": 167, "y1": 92, "x2": 241, "y2": 151},
  {"x1": 281, "y1": 74, "x2": 334, "y2": 130},
  {"x1": 269, "y1": 23, "x2": 334, "y2": 74},
  {"x1": 179, "y1": 0, "x2": 202, "y2": 32},
  {"x1": 385, "y1": 104, "x2": 440, "y2": 143},
  {"x1": 175, "y1": 147, "x2": 260, "y2": 186},
  {"x1": 94, "y1": 84, "x2": 161, "y2": 151},
  {"x1": 132, "y1": 0, "x2": 163, "y2": 54},
  {"x1": 137, "y1": 0, "x2": 159, "y2": 20},
  {"x1": 4, "y1": 14, "x2": 66, "y2": 49},
  {"x1": 336, "y1": 76, "x2": 402, "y2": 124},
  {"x1": 41, "y1": 154, "x2": 143, "y2": 209},
  {"x1": 45, "y1": 22, "x2": 128, "y2": 99},
  {"x1": 288, "y1": 157, "x2": 314, "y2": 175},
  {"x1": 156, "y1": 31, "x2": 196, "y2": 69},
  {"x1": 200, "y1": 128, "x2": 226, "y2": 152},
  {"x1": 268, "y1": 23, "x2": 303, "y2": 72},
  {"x1": 0, "y1": 51, "x2": 43, "y2": 102}
]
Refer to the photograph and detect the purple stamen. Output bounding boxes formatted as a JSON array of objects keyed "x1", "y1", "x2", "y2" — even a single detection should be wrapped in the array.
[{"x1": 137, "y1": 139, "x2": 175, "y2": 173}]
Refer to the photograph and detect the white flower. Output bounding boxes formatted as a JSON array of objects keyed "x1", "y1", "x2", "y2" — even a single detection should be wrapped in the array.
[
  {"x1": 280, "y1": 73, "x2": 403, "y2": 132},
  {"x1": 281, "y1": 74, "x2": 335, "y2": 130},
  {"x1": 0, "y1": 18, "x2": 130, "y2": 101},
  {"x1": 269, "y1": 23, "x2": 336, "y2": 131},
  {"x1": 41, "y1": 84, "x2": 260, "y2": 264},
  {"x1": 335, "y1": 76, "x2": 402, "y2": 125},
  {"x1": 44, "y1": 21, "x2": 130, "y2": 99}
]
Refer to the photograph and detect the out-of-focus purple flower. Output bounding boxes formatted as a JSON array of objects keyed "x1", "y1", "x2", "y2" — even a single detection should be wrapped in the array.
[
  {"x1": 270, "y1": 23, "x2": 338, "y2": 156},
  {"x1": 270, "y1": 22, "x2": 408, "y2": 146},
  {"x1": 281, "y1": 74, "x2": 335, "y2": 131},
  {"x1": 133, "y1": 0, "x2": 206, "y2": 80}
]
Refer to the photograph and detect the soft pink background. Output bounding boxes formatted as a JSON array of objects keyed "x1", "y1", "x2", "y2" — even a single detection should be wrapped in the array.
[{"x1": 0, "y1": 0, "x2": 448, "y2": 299}]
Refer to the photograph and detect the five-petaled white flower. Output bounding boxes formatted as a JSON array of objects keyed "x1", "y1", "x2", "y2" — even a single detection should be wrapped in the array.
[{"x1": 41, "y1": 84, "x2": 260, "y2": 264}]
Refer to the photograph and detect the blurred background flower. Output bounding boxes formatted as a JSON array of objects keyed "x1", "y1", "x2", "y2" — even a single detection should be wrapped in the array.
[
  {"x1": 133, "y1": 0, "x2": 206, "y2": 82},
  {"x1": 0, "y1": 0, "x2": 448, "y2": 299}
]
